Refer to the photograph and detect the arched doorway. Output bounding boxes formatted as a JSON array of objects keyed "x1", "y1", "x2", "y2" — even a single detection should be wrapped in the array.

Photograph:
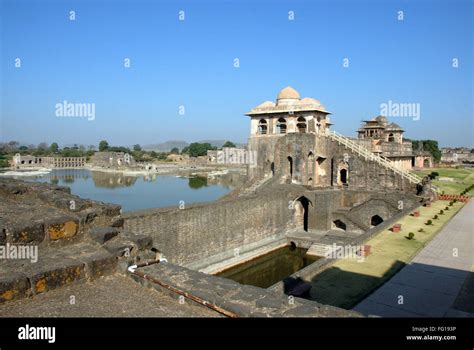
[
  {"x1": 340, "y1": 168, "x2": 347, "y2": 184},
  {"x1": 370, "y1": 215, "x2": 384, "y2": 227},
  {"x1": 423, "y1": 158, "x2": 430, "y2": 168},
  {"x1": 270, "y1": 162, "x2": 275, "y2": 177},
  {"x1": 287, "y1": 156, "x2": 293, "y2": 182},
  {"x1": 294, "y1": 196, "x2": 312, "y2": 232}
]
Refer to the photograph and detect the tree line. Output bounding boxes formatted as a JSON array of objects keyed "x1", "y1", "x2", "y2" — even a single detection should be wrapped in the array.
[{"x1": 0, "y1": 140, "x2": 238, "y2": 167}]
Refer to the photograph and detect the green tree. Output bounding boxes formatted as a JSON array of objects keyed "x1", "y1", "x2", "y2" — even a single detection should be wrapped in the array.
[
  {"x1": 50, "y1": 142, "x2": 59, "y2": 154},
  {"x1": 412, "y1": 140, "x2": 441, "y2": 163},
  {"x1": 99, "y1": 140, "x2": 109, "y2": 152},
  {"x1": 133, "y1": 144, "x2": 142, "y2": 152},
  {"x1": 184, "y1": 143, "x2": 216, "y2": 157},
  {"x1": 222, "y1": 141, "x2": 236, "y2": 148},
  {"x1": 170, "y1": 147, "x2": 180, "y2": 154},
  {"x1": 423, "y1": 140, "x2": 442, "y2": 163}
]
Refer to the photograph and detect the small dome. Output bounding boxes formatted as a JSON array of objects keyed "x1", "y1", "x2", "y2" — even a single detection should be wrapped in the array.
[
  {"x1": 386, "y1": 122, "x2": 403, "y2": 130},
  {"x1": 375, "y1": 115, "x2": 388, "y2": 125},
  {"x1": 300, "y1": 97, "x2": 321, "y2": 106},
  {"x1": 256, "y1": 101, "x2": 275, "y2": 108},
  {"x1": 277, "y1": 86, "x2": 300, "y2": 101}
]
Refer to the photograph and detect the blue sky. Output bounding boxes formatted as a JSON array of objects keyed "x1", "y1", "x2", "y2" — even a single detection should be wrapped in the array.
[{"x1": 1, "y1": 0, "x2": 472, "y2": 147}]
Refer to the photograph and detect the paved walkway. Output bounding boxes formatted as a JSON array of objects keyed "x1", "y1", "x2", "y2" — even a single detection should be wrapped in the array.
[{"x1": 354, "y1": 200, "x2": 474, "y2": 317}]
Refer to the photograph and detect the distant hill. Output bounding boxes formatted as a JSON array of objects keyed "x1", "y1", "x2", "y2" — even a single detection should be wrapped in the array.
[
  {"x1": 143, "y1": 140, "x2": 246, "y2": 152},
  {"x1": 197, "y1": 140, "x2": 247, "y2": 149},
  {"x1": 142, "y1": 141, "x2": 189, "y2": 152}
]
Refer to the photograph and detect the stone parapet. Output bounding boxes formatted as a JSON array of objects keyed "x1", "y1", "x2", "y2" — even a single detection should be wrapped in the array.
[{"x1": 129, "y1": 262, "x2": 360, "y2": 317}]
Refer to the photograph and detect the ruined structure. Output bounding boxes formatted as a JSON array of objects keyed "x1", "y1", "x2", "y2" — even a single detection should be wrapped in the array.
[
  {"x1": 12, "y1": 154, "x2": 86, "y2": 169},
  {"x1": 91, "y1": 152, "x2": 136, "y2": 168}
]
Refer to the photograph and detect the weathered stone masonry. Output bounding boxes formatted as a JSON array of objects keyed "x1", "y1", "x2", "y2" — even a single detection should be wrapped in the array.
[{"x1": 123, "y1": 189, "x2": 296, "y2": 266}]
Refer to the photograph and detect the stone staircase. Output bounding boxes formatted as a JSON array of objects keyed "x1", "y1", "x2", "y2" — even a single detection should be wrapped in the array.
[
  {"x1": 325, "y1": 129, "x2": 438, "y2": 191},
  {"x1": 239, "y1": 175, "x2": 273, "y2": 196},
  {"x1": 307, "y1": 243, "x2": 340, "y2": 258}
]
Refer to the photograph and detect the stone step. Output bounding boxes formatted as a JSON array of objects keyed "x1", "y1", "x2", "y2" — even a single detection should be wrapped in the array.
[
  {"x1": 306, "y1": 243, "x2": 332, "y2": 258},
  {"x1": 0, "y1": 241, "x2": 119, "y2": 304}
]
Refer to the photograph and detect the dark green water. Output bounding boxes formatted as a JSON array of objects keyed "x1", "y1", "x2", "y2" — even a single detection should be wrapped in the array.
[{"x1": 216, "y1": 246, "x2": 319, "y2": 288}]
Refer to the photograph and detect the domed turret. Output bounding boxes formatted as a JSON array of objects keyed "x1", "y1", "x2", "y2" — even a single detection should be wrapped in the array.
[{"x1": 276, "y1": 86, "x2": 301, "y2": 105}]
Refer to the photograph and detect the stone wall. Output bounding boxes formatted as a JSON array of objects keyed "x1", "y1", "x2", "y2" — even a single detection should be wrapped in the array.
[
  {"x1": 123, "y1": 184, "x2": 419, "y2": 266},
  {"x1": 123, "y1": 190, "x2": 296, "y2": 266},
  {"x1": 247, "y1": 132, "x2": 416, "y2": 193}
]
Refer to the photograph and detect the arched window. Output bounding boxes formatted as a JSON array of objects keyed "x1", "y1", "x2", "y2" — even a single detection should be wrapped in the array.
[
  {"x1": 297, "y1": 117, "x2": 307, "y2": 133},
  {"x1": 388, "y1": 133, "x2": 395, "y2": 142},
  {"x1": 276, "y1": 118, "x2": 287, "y2": 134},
  {"x1": 258, "y1": 119, "x2": 268, "y2": 135}
]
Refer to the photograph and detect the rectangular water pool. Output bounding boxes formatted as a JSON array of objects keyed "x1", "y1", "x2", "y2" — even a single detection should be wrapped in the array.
[{"x1": 215, "y1": 246, "x2": 319, "y2": 288}]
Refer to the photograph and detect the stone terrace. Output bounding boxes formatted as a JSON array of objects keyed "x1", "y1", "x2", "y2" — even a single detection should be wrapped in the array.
[
  {"x1": 0, "y1": 178, "x2": 152, "y2": 304},
  {"x1": 0, "y1": 178, "x2": 359, "y2": 317}
]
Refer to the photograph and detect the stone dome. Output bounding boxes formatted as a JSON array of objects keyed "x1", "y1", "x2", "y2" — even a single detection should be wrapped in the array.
[
  {"x1": 256, "y1": 101, "x2": 275, "y2": 109},
  {"x1": 375, "y1": 115, "x2": 388, "y2": 125},
  {"x1": 300, "y1": 97, "x2": 321, "y2": 106},
  {"x1": 276, "y1": 86, "x2": 300, "y2": 104}
]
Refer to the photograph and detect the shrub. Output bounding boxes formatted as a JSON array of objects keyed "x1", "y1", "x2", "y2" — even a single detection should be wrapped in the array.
[
  {"x1": 439, "y1": 210, "x2": 444, "y2": 215},
  {"x1": 426, "y1": 220, "x2": 433, "y2": 225},
  {"x1": 445, "y1": 206, "x2": 449, "y2": 210},
  {"x1": 449, "y1": 202, "x2": 453, "y2": 206},
  {"x1": 453, "y1": 199, "x2": 458, "y2": 203},
  {"x1": 418, "y1": 228, "x2": 424, "y2": 233},
  {"x1": 407, "y1": 232, "x2": 415, "y2": 240},
  {"x1": 433, "y1": 215, "x2": 438, "y2": 220}
]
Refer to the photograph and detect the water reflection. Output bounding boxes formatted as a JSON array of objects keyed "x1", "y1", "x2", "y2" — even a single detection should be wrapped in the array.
[
  {"x1": 92, "y1": 172, "x2": 137, "y2": 188},
  {"x1": 188, "y1": 176, "x2": 208, "y2": 189},
  {"x1": 16, "y1": 169, "x2": 233, "y2": 212}
]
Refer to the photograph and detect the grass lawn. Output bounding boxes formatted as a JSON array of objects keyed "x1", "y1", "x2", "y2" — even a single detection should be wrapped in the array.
[
  {"x1": 308, "y1": 200, "x2": 466, "y2": 309},
  {"x1": 413, "y1": 167, "x2": 474, "y2": 195}
]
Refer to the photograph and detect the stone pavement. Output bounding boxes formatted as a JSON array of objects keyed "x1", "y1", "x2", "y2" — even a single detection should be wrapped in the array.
[
  {"x1": 0, "y1": 274, "x2": 220, "y2": 317},
  {"x1": 354, "y1": 199, "x2": 474, "y2": 317}
]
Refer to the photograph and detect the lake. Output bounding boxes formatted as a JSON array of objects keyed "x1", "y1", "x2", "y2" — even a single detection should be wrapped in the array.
[{"x1": 2, "y1": 169, "x2": 234, "y2": 212}]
